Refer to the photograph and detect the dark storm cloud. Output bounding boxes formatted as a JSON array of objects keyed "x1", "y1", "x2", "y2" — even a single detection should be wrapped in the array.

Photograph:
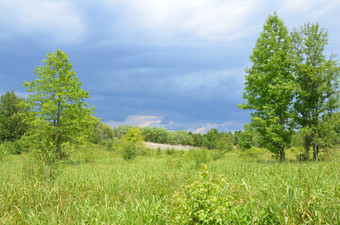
[{"x1": 1, "y1": 0, "x2": 339, "y2": 132}]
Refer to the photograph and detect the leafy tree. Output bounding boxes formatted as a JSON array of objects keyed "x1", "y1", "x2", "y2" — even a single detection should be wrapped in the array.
[
  {"x1": 119, "y1": 127, "x2": 145, "y2": 160},
  {"x1": 216, "y1": 132, "x2": 233, "y2": 151},
  {"x1": 239, "y1": 13, "x2": 294, "y2": 161},
  {"x1": 23, "y1": 49, "x2": 96, "y2": 162},
  {"x1": 141, "y1": 127, "x2": 168, "y2": 143},
  {"x1": 291, "y1": 23, "x2": 340, "y2": 160},
  {"x1": 0, "y1": 91, "x2": 29, "y2": 142},
  {"x1": 90, "y1": 121, "x2": 114, "y2": 144},
  {"x1": 234, "y1": 124, "x2": 259, "y2": 150},
  {"x1": 202, "y1": 128, "x2": 218, "y2": 150},
  {"x1": 191, "y1": 133, "x2": 203, "y2": 147},
  {"x1": 113, "y1": 125, "x2": 133, "y2": 139}
]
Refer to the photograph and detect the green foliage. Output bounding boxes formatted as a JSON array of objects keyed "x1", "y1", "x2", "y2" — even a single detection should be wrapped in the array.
[
  {"x1": 291, "y1": 23, "x2": 340, "y2": 160},
  {"x1": 192, "y1": 148, "x2": 209, "y2": 168},
  {"x1": 210, "y1": 149, "x2": 226, "y2": 161},
  {"x1": 113, "y1": 125, "x2": 133, "y2": 139},
  {"x1": 202, "y1": 128, "x2": 218, "y2": 149},
  {"x1": 242, "y1": 146, "x2": 267, "y2": 159},
  {"x1": 105, "y1": 140, "x2": 114, "y2": 151},
  {"x1": 23, "y1": 49, "x2": 96, "y2": 163},
  {"x1": 0, "y1": 144, "x2": 6, "y2": 161},
  {"x1": 116, "y1": 127, "x2": 145, "y2": 160},
  {"x1": 171, "y1": 164, "x2": 232, "y2": 224},
  {"x1": 121, "y1": 141, "x2": 137, "y2": 160},
  {"x1": 0, "y1": 91, "x2": 29, "y2": 142},
  {"x1": 141, "y1": 127, "x2": 169, "y2": 143},
  {"x1": 165, "y1": 148, "x2": 176, "y2": 155},
  {"x1": 0, "y1": 146, "x2": 339, "y2": 224},
  {"x1": 290, "y1": 146, "x2": 308, "y2": 161},
  {"x1": 191, "y1": 132, "x2": 203, "y2": 147},
  {"x1": 90, "y1": 121, "x2": 114, "y2": 144},
  {"x1": 239, "y1": 13, "x2": 295, "y2": 161},
  {"x1": 167, "y1": 130, "x2": 194, "y2": 146},
  {"x1": 0, "y1": 140, "x2": 26, "y2": 155},
  {"x1": 22, "y1": 155, "x2": 62, "y2": 181}
]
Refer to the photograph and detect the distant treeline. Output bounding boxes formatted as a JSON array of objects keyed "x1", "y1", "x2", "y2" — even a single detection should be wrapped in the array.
[
  {"x1": 90, "y1": 123, "x2": 264, "y2": 151},
  {"x1": 0, "y1": 90, "x2": 339, "y2": 160},
  {"x1": 90, "y1": 121, "x2": 340, "y2": 154}
]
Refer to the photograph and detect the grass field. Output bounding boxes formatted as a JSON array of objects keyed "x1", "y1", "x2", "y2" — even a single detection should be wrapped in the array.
[{"x1": 0, "y1": 146, "x2": 339, "y2": 224}]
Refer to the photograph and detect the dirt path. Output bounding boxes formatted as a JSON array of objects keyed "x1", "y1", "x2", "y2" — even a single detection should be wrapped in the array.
[{"x1": 145, "y1": 142, "x2": 197, "y2": 151}]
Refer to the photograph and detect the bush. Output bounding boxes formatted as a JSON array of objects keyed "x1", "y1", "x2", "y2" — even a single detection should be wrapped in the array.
[
  {"x1": 106, "y1": 140, "x2": 114, "y2": 151},
  {"x1": 0, "y1": 143, "x2": 6, "y2": 161},
  {"x1": 0, "y1": 140, "x2": 26, "y2": 155},
  {"x1": 242, "y1": 147, "x2": 267, "y2": 158},
  {"x1": 192, "y1": 148, "x2": 209, "y2": 169},
  {"x1": 170, "y1": 164, "x2": 232, "y2": 224},
  {"x1": 165, "y1": 148, "x2": 175, "y2": 155},
  {"x1": 122, "y1": 142, "x2": 137, "y2": 161},
  {"x1": 113, "y1": 127, "x2": 145, "y2": 161},
  {"x1": 210, "y1": 149, "x2": 225, "y2": 161},
  {"x1": 290, "y1": 147, "x2": 309, "y2": 161}
]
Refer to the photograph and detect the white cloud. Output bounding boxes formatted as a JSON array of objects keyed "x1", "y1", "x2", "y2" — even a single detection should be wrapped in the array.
[
  {"x1": 104, "y1": 115, "x2": 238, "y2": 133},
  {"x1": 100, "y1": 0, "x2": 262, "y2": 42},
  {"x1": 191, "y1": 121, "x2": 234, "y2": 133},
  {"x1": 279, "y1": 0, "x2": 340, "y2": 16},
  {"x1": 0, "y1": 0, "x2": 85, "y2": 43},
  {"x1": 105, "y1": 115, "x2": 163, "y2": 128}
]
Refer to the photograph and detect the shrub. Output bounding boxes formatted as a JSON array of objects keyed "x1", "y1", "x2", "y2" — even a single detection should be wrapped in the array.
[
  {"x1": 170, "y1": 164, "x2": 232, "y2": 224},
  {"x1": 243, "y1": 146, "x2": 267, "y2": 158},
  {"x1": 106, "y1": 140, "x2": 114, "y2": 151},
  {"x1": 193, "y1": 148, "x2": 209, "y2": 168},
  {"x1": 290, "y1": 147, "x2": 309, "y2": 161},
  {"x1": 210, "y1": 149, "x2": 225, "y2": 161},
  {"x1": 114, "y1": 127, "x2": 145, "y2": 161},
  {"x1": 165, "y1": 148, "x2": 175, "y2": 155},
  {"x1": 122, "y1": 141, "x2": 137, "y2": 161},
  {"x1": 0, "y1": 143, "x2": 6, "y2": 161}
]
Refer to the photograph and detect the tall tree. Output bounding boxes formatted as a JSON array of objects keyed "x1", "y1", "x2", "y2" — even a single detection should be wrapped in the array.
[
  {"x1": 291, "y1": 23, "x2": 340, "y2": 160},
  {"x1": 239, "y1": 13, "x2": 294, "y2": 162},
  {"x1": 0, "y1": 91, "x2": 28, "y2": 142},
  {"x1": 23, "y1": 50, "x2": 96, "y2": 162}
]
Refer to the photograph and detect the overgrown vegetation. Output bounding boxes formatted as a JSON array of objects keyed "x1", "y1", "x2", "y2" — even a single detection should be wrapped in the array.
[
  {"x1": 0, "y1": 11, "x2": 339, "y2": 224},
  {"x1": 239, "y1": 12, "x2": 339, "y2": 162},
  {"x1": 0, "y1": 147, "x2": 339, "y2": 224}
]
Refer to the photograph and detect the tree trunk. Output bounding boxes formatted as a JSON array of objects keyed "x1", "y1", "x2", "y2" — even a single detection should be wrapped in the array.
[
  {"x1": 280, "y1": 147, "x2": 285, "y2": 162},
  {"x1": 304, "y1": 135, "x2": 310, "y2": 159},
  {"x1": 313, "y1": 144, "x2": 319, "y2": 161}
]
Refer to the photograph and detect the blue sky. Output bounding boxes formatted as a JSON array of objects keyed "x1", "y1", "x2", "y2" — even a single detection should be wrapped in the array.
[{"x1": 0, "y1": 0, "x2": 339, "y2": 132}]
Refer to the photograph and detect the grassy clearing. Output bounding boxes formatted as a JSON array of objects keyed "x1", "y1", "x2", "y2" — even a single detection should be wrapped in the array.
[{"x1": 0, "y1": 146, "x2": 339, "y2": 224}]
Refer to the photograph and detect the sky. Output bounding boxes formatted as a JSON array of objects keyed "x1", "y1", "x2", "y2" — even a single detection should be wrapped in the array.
[{"x1": 0, "y1": 0, "x2": 340, "y2": 133}]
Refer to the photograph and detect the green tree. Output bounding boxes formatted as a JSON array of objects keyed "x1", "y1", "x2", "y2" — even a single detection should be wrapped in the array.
[
  {"x1": 113, "y1": 125, "x2": 133, "y2": 139},
  {"x1": 202, "y1": 128, "x2": 218, "y2": 150},
  {"x1": 23, "y1": 49, "x2": 96, "y2": 162},
  {"x1": 291, "y1": 23, "x2": 340, "y2": 160},
  {"x1": 239, "y1": 13, "x2": 294, "y2": 162},
  {"x1": 0, "y1": 91, "x2": 29, "y2": 142},
  {"x1": 90, "y1": 121, "x2": 114, "y2": 144},
  {"x1": 119, "y1": 127, "x2": 145, "y2": 160}
]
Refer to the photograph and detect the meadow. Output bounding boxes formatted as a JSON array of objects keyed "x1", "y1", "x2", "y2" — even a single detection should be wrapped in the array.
[{"x1": 0, "y1": 146, "x2": 339, "y2": 224}]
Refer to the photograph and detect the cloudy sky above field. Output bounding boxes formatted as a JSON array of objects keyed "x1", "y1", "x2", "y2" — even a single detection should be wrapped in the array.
[{"x1": 1, "y1": 0, "x2": 340, "y2": 132}]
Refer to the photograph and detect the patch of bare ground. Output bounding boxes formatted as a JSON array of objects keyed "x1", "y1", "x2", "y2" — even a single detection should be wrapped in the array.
[{"x1": 145, "y1": 142, "x2": 197, "y2": 151}]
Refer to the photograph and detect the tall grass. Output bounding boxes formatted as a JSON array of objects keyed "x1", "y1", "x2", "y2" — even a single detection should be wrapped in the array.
[{"x1": 0, "y1": 146, "x2": 339, "y2": 224}]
